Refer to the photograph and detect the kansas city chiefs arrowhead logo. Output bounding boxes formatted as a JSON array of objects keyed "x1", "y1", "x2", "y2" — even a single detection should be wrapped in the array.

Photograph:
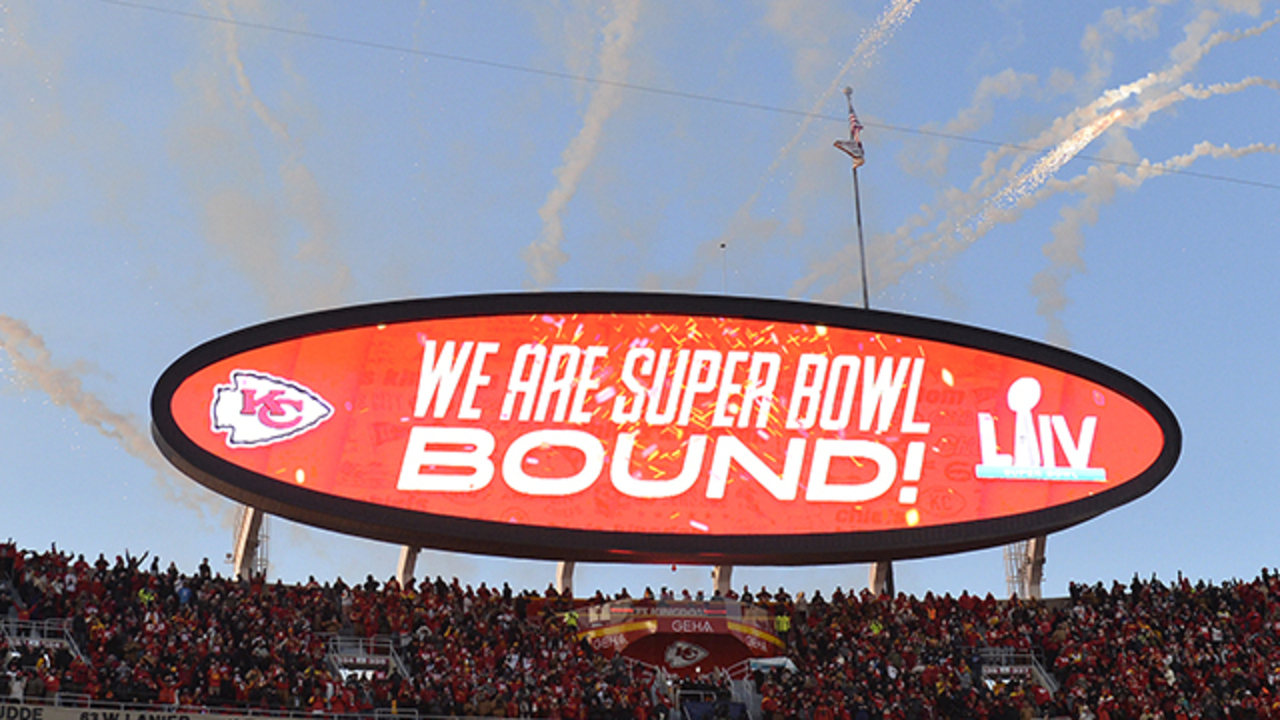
[
  {"x1": 664, "y1": 640, "x2": 710, "y2": 669},
  {"x1": 211, "y1": 370, "x2": 333, "y2": 447}
]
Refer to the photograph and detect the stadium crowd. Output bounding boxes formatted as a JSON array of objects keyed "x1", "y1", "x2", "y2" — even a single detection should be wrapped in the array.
[{"x1": 4, "y1": 541, "x2": 1280, "y2": 719}]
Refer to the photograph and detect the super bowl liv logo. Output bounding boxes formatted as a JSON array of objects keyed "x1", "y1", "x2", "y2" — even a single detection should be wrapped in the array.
[{"x1": 975, "y1": 377, "x2": 1105, "y2": 482}]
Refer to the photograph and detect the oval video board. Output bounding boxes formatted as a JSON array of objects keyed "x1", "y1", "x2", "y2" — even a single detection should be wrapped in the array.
[{"x1": 151, "y1": 293, "x2": 1179, "y2": 564}]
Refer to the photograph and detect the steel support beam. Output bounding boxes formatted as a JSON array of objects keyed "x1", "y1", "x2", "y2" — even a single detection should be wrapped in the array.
[
  {"x1": 396, "y1": 545, "x2": 420, "y2": 588},
  {"x1": 1026, "y1": 535, "x2": 1047, "y2": 600},
  {"x1": 232, "y1": 506, "x2": 264, "y2": 581},
  {"x1": 712, "y1": 565, "x2": 733, "y2": 597},
  {"x1": 869, "y1": 560, "x2": 895, "y2": 597},
  {"x1": 556, "y1": 560, "x2": 575, "y2": 598}
]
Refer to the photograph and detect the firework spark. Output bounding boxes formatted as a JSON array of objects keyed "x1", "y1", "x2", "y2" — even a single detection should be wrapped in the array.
[
  {"x1": 963, "y1": 109, "x2": 1126, "y2": 239},
  {"x1": 671, "y1": 0, "x2": 923, "y2": 290},
  {"x1": 764, "y1": 0, "x2": 922, "y2": 179}
]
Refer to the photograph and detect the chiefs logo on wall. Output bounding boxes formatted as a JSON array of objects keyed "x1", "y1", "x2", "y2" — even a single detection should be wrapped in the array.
[{"x1": 664, "y1": 641, "x2": 711, "y2": 669}]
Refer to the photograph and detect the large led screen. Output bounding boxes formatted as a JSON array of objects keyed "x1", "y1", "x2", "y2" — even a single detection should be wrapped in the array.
[{"x1": 151, "y1": 293, "x2": 1180, "y2": 564}]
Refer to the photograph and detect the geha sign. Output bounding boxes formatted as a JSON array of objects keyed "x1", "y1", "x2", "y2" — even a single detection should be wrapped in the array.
[{"x1": 151, "y1": 293, "x2": 1179, "y2": 564}]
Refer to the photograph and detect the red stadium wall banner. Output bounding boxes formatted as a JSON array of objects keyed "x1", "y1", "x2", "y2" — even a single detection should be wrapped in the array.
[
  {"x1": 151, "y1": 293, "x2": 1180, "y2": 564},
  {"x1": 575, "y1": 600, "x2": 784, "y2": 677}
]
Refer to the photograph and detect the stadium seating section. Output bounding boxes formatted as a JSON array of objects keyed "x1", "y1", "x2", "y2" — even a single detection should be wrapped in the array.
[{"x1": 2, "y1": 542, "x2": 1278, "y2": 719}]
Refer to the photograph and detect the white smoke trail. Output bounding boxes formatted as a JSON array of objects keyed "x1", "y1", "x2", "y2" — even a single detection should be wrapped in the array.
[
  {"x1": 1122, "y1": 75, "x2": 1280, "y2": 125},
  {"x1": 974, "y1": 74, "x2": 1279, "y2": 235},
  {"x1": 664, "y1": 0, "x2": 921, "y2": 289},
  {"x1": 1025, "y1": 71, "x2": 1279, "y2": 343},
  {"x1": 0, "y1": 316, "x2": 233, "y2": 522},
  {"x1": 525, "y1": 0, "x2": 643, "y2": 288},
  {"x1": 994, "y1": 111, "x2": 1126, "y2": 208},
  {"x1": 1088, "y1": 10, "x2": 1280, "y2": 114},
  {"x1": 172, "y1": 1, "x2": 352, "y2": 315},
  {"x1": 763, "y1": 0, "x2": 921, "y2": 179},
  {"x1": 964, "y1": 109, "x2": 1127, "y2": 239},
  {"x1": 216, "y1": 2, "x2": 290, "y2": 144},
  {"x1": 903, "y1": 69, "x2": 1041, "y2": 179},
  {"x1": 1129, "y1": 140, "x2": 1280, "y2": 178},
  {"x1": 943, "y1": 9, "x2": 1278, "y2": 210},
  {"x1": 1031, "y1": 138, "x2": 1279, "y2": 345},
  {"x1": 792, "y1": 9, "x2": 1280, "y2": 303}
]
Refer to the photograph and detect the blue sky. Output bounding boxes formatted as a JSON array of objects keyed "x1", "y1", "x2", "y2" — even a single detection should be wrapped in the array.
[{"x1": 1, "y1": 0, "x2": 1277, "y2": 599}]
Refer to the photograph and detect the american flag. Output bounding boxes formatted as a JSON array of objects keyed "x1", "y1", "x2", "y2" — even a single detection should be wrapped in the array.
[
  {"x1": 834, "y1": 87, "x2": 865, "y2": 168},
  {"x1": 848, "y1": 105, "x2": 864, "y2": 143}
]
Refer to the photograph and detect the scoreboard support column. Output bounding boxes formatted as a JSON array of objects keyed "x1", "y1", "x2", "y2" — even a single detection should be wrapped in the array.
[
  {"x1": 869, "y1": 560, "x2": 895, "y2": 596},
  {"x1": 713, "y1": 564, "x2": 733, "y2": 597},
  {"x1": 397, "y1": 545, "x2": 420, "y2": 588},
  {"x1": 557, "y1": 560, "x2": 576, "y2": 598}
]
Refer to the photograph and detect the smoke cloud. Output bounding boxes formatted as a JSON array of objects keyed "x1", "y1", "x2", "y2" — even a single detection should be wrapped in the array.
[
  {"x1": 792, "y1": 8, "x2": 1280, "y2": 305},
  {"x1": 1079, "y1": 0, "x2": 1171, "y2": 93},
  {"x1": 764, "y1": 0, "x2": 920, "y2": 179},
  {"x1": 668, "y1": 0, "x2": 921, "y2": 290},
  {"x1": 1026, "y1": 72, "x2": 1280, "y2": 344},
  {"x1": 902, "y1": 69, "x2": 1042, "y2": 179},
  {"x1": 1031, "y1": 137, "x2": 1279, "y2": 344},
  {"x1": 0, "y1": 315, "x2": 233, "y2": 523},
  {"x1": 967, "y1": 109, "x2": 1127, "y2": 240},
  {"x1": 170, "y1": 0, "x2": 352, "y2": 316},
  {"x1": 525, "y1": 0, "x2": 643, "y2": 288}
]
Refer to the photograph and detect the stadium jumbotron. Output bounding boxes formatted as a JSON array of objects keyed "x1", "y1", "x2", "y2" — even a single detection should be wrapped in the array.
[{"x1": 0, "y1": 292, "x2": 1195, "y2": 717}]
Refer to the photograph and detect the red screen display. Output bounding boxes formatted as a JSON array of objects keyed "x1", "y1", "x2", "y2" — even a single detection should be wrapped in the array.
[{"x1": 166, "y1": 311, "x2": 1167, "y2": 538}]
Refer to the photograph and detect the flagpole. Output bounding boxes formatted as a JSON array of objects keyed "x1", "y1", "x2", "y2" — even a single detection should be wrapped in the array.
[
  {"x1": 852, "y1": 166, "x2": 870, "y2": 311},
  {"x1": 836, "y1": 86, "x2": 871, "y2": 311}
]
